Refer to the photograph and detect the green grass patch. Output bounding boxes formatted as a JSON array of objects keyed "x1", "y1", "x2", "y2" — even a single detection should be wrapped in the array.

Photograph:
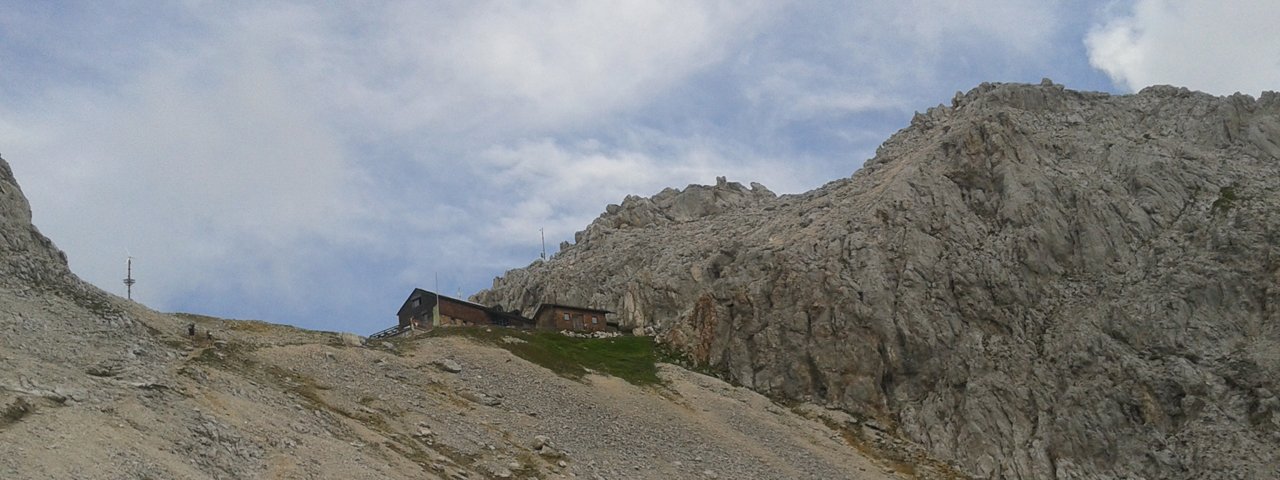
[
  {"x1": 1212, "y1": 185, "x2": 1239, "y2": 213},
  {"x1": 424, "y1": 327, "x2": 661, "y2": 386}
]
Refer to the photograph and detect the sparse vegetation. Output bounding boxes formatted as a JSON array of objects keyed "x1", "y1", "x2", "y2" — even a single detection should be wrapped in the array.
[
  {"x1": 374, "y1": 335, "x2": 416, "y2": 357},
  {"x1": 808, "y1": 413, "x2": 971, "y2": 480},
  {"x1": 1213, "y1": 185, "x2": 1240, "y2": 213},
  {"x1": 185, "y1": 341, "x2": 339, "y2": 415},
  {"x1": 171, "y1": 312, "x2": 223, "y2": 323},
  {"x1": 512, "y1": 452, "x2": 546, "y2": 479},
  {"x1": 383, "y1": 442, "x2": 436, "y2": 472},
  {"x1": 2, "y1": 397, "x2": 34, "y2": 426},
  {"x1": 175, "y1": 312, "x2": 280, "y2": 334},
  {"x1": 423, "y1": 327, "x2": 662, "y2": 386},
  {"x1": 654, "y1": 343, "x2": 728, "y2": 380},
  {"x1": 224, "y1": 320, "x2": 277, "y2": 333}
]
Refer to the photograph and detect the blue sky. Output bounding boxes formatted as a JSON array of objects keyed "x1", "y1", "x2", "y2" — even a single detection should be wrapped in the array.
[{"x1": 2, "y1": 1, "x2": 1277, "y2": 334}]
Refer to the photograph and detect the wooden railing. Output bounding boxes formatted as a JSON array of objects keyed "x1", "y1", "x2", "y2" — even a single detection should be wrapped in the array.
[{"x1": 368, "y1": 324, "x2": 407, "y2": 339}]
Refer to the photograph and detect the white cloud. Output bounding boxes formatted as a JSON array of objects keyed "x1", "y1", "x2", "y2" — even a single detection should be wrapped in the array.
[
  {"x1": 1, "y1": 1, "x2": 785, "y2": 329},
  {"x1": 424, "y1": 1, "x2": 755, "y2": 122},
  {"x1": 735, "y1": 1, "x2": 1072, "y2": 140},
  {"x1": 5, "y1": 10, "x2": 373, "y2": 313},
  {"x1": 743, "y1": 60, "x2": 905, "y2": 121},
  {"x1": 1086, "y1": 0, "x2": 1280, "y2": 95},
  {"x1": 273, "y1": 0, "x2": 777, "y2": 139},
  {"x1": 840, "y1": 1, "x2": 1068, "y2": 83},
  {"x1": 0, "y1": 1, "x2": 1136, "y2": 333},
  {"x1": 0, "y1": 117, "x2": 37, "y2": 153},
  {"x1": 864, "y1": 0, "x2": 1061, "y2": 56}
]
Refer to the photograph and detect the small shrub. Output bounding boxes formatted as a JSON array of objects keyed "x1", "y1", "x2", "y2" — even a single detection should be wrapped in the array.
[
  {"x1": 1212, "y1": 185, "x2": 1239, "y2": 213},
  {"x1": 2, "y1": 398, "x2": 33, "y2": 426},
  {"x1": 655, "y1": 343, "x2": 726, "y2": 380}
]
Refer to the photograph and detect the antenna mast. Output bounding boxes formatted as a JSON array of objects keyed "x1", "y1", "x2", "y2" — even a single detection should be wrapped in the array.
[
  {"x1": 123, "y1": 256, "x2": 136, "y2": 300},
  {"x1": 540, "y1": 228, "x2": 546, "y2": 260}
]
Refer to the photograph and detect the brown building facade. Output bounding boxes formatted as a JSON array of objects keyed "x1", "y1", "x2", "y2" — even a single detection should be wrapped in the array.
[
  {"x1": 397, "y1": 289, "x2": 533, "y2": 329},
  {"x1": 532, "y1": 304, "x2": 612, "y2": 332}
]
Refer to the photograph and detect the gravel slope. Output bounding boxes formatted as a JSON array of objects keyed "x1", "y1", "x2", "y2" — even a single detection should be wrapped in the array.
[{"x1": 2, "y1": 300, "x2": 910, "y2": 479}]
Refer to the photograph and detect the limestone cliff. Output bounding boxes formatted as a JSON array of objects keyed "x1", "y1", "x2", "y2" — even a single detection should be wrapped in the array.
[
  {"x1": 0, "y1": 157, "x2": 76, "y2": 288},
  {"x1": 476, "y1": 82, "x2": 1280, "y2": 479}
]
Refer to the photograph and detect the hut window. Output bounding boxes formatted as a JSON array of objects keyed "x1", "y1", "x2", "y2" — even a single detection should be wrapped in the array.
[
  {"x1": 591, "y1": 316, "x2": 598, "y2": 324},
  {"x1": 563, "y1": 313, "x2": 570, "y2": 321},
  {"x1": 411, "y1": 297, "x2": 421, "y2": 307}
]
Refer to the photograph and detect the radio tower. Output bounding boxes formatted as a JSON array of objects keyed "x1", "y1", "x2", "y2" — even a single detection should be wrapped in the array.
[{"x1": 123, "y1": 256, "x2": 136, "y2": 300}]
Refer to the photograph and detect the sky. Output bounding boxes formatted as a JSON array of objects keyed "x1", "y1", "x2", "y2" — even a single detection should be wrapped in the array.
[{"x1": 1, "y1": 1, "x2": 1277, "y2": 335}]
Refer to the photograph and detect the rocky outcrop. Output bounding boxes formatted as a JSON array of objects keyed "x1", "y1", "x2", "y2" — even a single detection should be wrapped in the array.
[
  {"x1": 575, "y1": 176, "x2": 775, "y2": 244},
  {"x1": 0, "y1": 156, "x2": 76, "y2": 289},
  {"x1": 476, "y1": 81, "x2": 1280, "y2": 479}
]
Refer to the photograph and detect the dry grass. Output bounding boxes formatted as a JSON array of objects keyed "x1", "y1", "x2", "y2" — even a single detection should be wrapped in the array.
[
  {"x1": 809, "y1": 413, "x2": 973, "y2": 480},
  {"x1": 1, "y1": 397, "x2": 33, "y2": 427},
  {"x1": 224, "y1": 320, "x2": 277, "y2": 333}
]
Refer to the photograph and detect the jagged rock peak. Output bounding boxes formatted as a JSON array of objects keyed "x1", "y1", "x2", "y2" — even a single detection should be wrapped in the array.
[
  {"x1": 0, "y1": 155, "x2": 75, "y2": 288},
  {"x1": 572, "y1": 175, "x2": 776, "y2": 246}
]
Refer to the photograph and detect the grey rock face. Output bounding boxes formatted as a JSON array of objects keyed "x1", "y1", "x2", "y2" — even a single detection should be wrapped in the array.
[
  {"x1": 0, "y1": 156, "x2": 153, "y2": 367},
  {"x1": 574, "y1": 176, "x2": 776, "y2": 246},
  {"x1": 0, "y1": 157, "x2": 75, "y2": 289},
  {"x1": 477, "y1": 83, "x2": 1280, "y2": 479}
]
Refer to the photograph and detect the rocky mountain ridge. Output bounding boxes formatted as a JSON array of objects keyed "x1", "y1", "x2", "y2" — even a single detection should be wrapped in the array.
[
  {"x1": 476, "y1": 81, "x2": 1280, "y2": 478},
  {"x1": 0, "y1": 155, "x2": 905, "y2": 478}
]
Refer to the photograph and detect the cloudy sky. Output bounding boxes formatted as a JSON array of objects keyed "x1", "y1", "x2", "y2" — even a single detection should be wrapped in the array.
[{"x1": 1, "y1": 1, "x2": 1276, "y2": 334}]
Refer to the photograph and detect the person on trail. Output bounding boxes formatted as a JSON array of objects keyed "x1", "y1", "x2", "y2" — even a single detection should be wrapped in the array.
[
  {"x1": 187, "y1": 323, "x2": 196, "y2": 336},
  {"x1": 206, "y1": 330, "x2": 212, "y2": 340}
]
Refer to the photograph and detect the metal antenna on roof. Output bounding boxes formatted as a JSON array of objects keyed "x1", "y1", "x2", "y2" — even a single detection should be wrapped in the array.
[
  {"x1": 123, "y1": 255, "x2": 136, "y2": 300},
  {"x1": 540, "y1": 228, "x2": 546, "y2": 260}
]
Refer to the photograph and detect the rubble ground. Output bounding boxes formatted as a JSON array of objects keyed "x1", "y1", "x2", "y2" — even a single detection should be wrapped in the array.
[{"x1": 0, "y1": 297, "x2": 908, "y2": 479}]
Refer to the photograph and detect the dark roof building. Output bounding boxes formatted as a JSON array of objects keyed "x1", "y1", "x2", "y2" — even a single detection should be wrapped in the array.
[
  {"x1": 532, "y1": 303, "x2": 613, "y2": 332},
  {"x1": 396, "y1": 288, "x2": 534, "y2": 330},
  {"x1": 372, "y1": 290, "x2": 613, "y2": 339}
]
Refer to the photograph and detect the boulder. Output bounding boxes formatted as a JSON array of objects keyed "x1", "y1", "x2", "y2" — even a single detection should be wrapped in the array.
[
  {"x1": 434, "y1": 358, "x2": 463, "y2": 373},
  {"x1": 337, "y1": 333, "x2": 363, "y2": 347}
]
